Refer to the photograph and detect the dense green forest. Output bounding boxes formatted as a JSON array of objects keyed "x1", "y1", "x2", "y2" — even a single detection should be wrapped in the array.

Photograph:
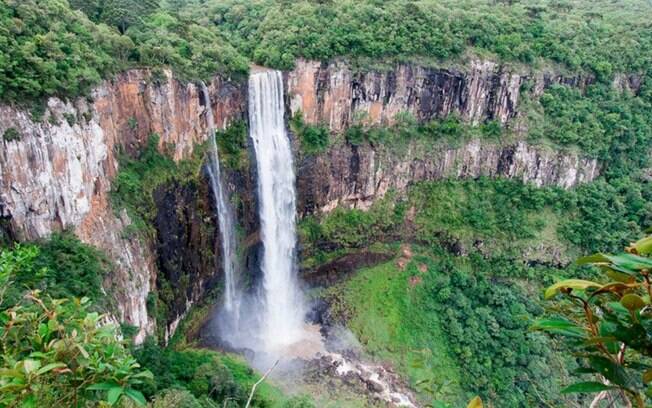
[
  {"x1": 2, "y1": 0, "x2": 652, "y2": 407},
  {"x1": 2, "y1": 0, "x2": 652, "y2": 101}
]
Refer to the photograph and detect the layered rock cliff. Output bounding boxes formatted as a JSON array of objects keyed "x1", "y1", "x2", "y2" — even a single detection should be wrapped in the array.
[
  {"x1": 0, "y1": 69, "x2": 245, "y2": 342},
  {"x1": 296, "y1": 140, "x2": 599, "y2": 215},
  {"x1": 287, "y1": 59, "x2": 600, "y2": 215},
  {"x1": 286, "y1": 58, "x2": 595, "y2": 132}
]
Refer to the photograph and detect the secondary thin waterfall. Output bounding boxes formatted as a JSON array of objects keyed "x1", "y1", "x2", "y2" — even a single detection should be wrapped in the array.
[
  {"x1": 249, "y1": 70, "x2": 306, "y2": 351},
  {"x1": 201, "y1": 83, "x2": 240, "y2": 321}
]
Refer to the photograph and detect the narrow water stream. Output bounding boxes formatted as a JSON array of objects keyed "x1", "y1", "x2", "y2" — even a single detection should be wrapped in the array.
[{"x1": 201, "y1": 83, "x2": 240, "y2": 328}]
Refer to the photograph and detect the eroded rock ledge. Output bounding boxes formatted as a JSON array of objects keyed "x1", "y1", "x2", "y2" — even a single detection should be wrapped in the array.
[{"x1": 297, "y1": 140, "x2": 599, "y2": 216}]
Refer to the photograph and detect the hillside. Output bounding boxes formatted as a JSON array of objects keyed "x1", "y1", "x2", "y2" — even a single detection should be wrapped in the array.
[{"x1": 1, "y1": 1, "x2": 652, "y2": 407}]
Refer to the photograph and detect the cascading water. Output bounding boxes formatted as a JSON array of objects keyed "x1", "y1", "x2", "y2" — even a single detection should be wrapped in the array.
[
  {"x1": 207, "y1": 72, "x2": 417, "y2": 407},
  {"x1": 201, "y1": 83, "x2": 240, "y2": 326},
  {"x1": 248, "y1": 70, "x2": 306, "y2": 352}
]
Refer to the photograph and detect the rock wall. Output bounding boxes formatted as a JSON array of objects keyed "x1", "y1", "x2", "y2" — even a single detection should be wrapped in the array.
[
  {"x1": 286, "y1": 58, "x2": 595, "y2": 132},
  {"x1": 296, "y1": 140, "x2": 600, "y2": 215},
  {"x1": 0, "y1": 69, "x2": 245, "y2": 342},
  {"x1": 287, "y1": 59, "x2": 600, "y2": 215}
]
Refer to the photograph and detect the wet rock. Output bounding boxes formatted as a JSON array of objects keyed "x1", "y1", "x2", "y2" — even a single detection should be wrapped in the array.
[{"x1": 303, "y1": 251, "x2": 393, "y2": 285}]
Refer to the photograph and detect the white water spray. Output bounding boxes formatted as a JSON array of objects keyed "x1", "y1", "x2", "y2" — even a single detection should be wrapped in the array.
[
  {"x1": 249, "y1": 70, "x2": 306, "y2": 352},
  {"x1": 201, "y1": 83, "x2": 240, "y2": 323}
]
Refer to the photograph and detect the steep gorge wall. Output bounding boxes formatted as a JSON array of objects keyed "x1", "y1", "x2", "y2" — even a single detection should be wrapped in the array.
[
  {"x1": 286, "y1": 59, "x2": 601, "y2": 214},
  {"x1": 0, "y1": 69, "x2": 245, "y2": 342},
  {"x1": 296, "y1": 141, "x2": 599, "y2": 215},
  {"x1": 0, "y1": 58, "x2": 606, "y2": 341}
]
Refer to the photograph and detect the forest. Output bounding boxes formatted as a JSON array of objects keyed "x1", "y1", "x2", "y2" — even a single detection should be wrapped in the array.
[{"x1": 2, "y1": 0, "x2": 652, "y2": 407}]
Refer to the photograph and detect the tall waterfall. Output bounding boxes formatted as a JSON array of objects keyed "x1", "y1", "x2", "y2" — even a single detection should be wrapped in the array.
[
  {"x1": 249, "y1": 70, "x2": 306, "y2": 351},
  {"x1": 201, "y1": 83, "x2": 240, "y2": 321}
]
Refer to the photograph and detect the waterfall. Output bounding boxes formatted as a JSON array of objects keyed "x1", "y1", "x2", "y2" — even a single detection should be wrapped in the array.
[
  {"x1": 249, "y1": 70, "x2": 306, "y2": 351},
  {"x1": 201, "y1": 83, "x2": 240, "y2": 323}
]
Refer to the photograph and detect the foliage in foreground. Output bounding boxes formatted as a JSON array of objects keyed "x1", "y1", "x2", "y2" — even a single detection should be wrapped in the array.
[
  {"x1": 535, "y1": 232, "x2": 652, "y2": 407},
  {"x1": 0, "y1": 245, "x2": 150, "y2": 407},
  {"x1": 0, "y1": 241, "x2": 303, "y2": 407}
]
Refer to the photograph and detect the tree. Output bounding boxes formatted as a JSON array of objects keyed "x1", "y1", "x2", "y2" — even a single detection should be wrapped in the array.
[
  {"x1": 534, "y1": 232, "x2": 652, "y2": 407},
  {"x1": 0, "y1": 245, "x2": 152, "y2": 407}
]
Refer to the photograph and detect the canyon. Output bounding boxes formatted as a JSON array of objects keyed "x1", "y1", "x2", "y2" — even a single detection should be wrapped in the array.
[{"x1": 0, "y1": 59, "x2": 603, "y2": 342}]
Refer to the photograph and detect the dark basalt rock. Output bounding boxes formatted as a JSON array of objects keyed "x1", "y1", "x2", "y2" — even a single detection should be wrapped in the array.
[
  {"x1": 302, "y1": 251, "x2": 394, "y2": 286},
  {"x1": 153, "y1": 175, "x2": 218, "y2": 331}
]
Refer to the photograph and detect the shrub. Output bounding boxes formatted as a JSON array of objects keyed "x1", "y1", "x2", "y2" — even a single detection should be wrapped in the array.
[
  {"x1": 3, "y1": 127, "x2": 20, "y2": 142},
  {"x1": 290, "y1": 111, "x2": 329, "y2": 154},
  {"x1": 1, "y1": 233, "x2": 112, "y2": 311},
  {"x1": 0, "y1": 246, "x2": 151, "y2": 407},
  {"x1": 216, "y1": 120, "x2": 248, "y2": 170}
]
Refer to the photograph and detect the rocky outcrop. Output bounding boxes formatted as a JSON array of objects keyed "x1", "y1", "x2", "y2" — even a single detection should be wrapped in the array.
[
  {"x1": 0, "y1": 69, "x2": 245, "y2": 342},
  {"x1": 297, "y1": 140, "x2": 600, "y2": 215},
  {"x1": 303, "y1": 251, "x2": 394, "y2": 286},
  {"x1": 153, "y1": 180, "x2": 219, "y2": 342},
  {"x1": 286, "y1": 59, "x2": 595, "y2": 132}
]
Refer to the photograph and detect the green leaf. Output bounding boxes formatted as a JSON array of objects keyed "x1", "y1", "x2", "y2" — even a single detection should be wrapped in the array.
[
  {"x1": 577, "y1": 253, "x2": 613, "y2": 265},
  {"x1": 23, "y1": 359, "x2": 41, "y2": 374},
  {"x1": 544, "y1": 279, "x2": 602, "y2": 299},
  {"x1": 37, "y1": 324, "x2": 49, "y2": 339},
  {"x1": 561, "y1": 381, "x2": 614, "y2": 393},
  {"x1": 36, "y1": 363, "x2": 67, "y2": 375},
  {"x1": 578, "y1": 253, "x2": 652, "y2": 271},
  {"x1": 621, "y1": 294, "x2": 646, "y2": 311},
  {"x1": 107, "y1": 386, "x2": 124, "y2": 406},
  {"x1": 87, "y1": 382, "x2": 117, "y2": 391},
  {"x1": 466, "y1": 396, "x2": 483, "y2": 408},
  {"x1": 603, "y1": 267, "x2": 636, "y2": 283},
  {"x1": 124, "y1": 388, "x2": 146, "y2": 406},
  {"x1": 531, "y1": 318, "x2": 586, "y2": 338},
  {"x1": 632, "y1": 236, "x2": 652, "y2": 255},
  {"x1": 76, "y1": 344, "x2": 89, "y2": 359},
  {"x1": 20, "y1": 394, "x2": 37, "y2": 408},
  {"x1": 643, "y1": 369, "x2": 652, "y2": 384},
  {"x1": 589, "y1": 356, "x2": 631, "y2": 388}
]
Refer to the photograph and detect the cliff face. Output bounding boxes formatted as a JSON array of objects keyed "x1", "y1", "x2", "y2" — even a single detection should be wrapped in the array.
[
  {"x1": 287, "y1": 59, "x2": 600, "y2": 215},
  {"x1": 0, "y1": 69, "x2": 245, "y2": 342},
  {"x1": 296, "y1": 141, "x2": 599, "y2": 215},
  {"x1": 286, "y1": 58, "x2": 595, "y2": 132}
]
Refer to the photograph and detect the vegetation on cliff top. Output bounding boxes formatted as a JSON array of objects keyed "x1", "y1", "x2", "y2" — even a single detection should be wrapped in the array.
[
  {"x1": 177, "y1": 0, "x2": 652, "y2": 75},
  {"x1": 0, "y1": 0, "x2": 247, "y2": 103},
  {"x1": 3, "y1": 0, "x2": 651, "y2": 102}
]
